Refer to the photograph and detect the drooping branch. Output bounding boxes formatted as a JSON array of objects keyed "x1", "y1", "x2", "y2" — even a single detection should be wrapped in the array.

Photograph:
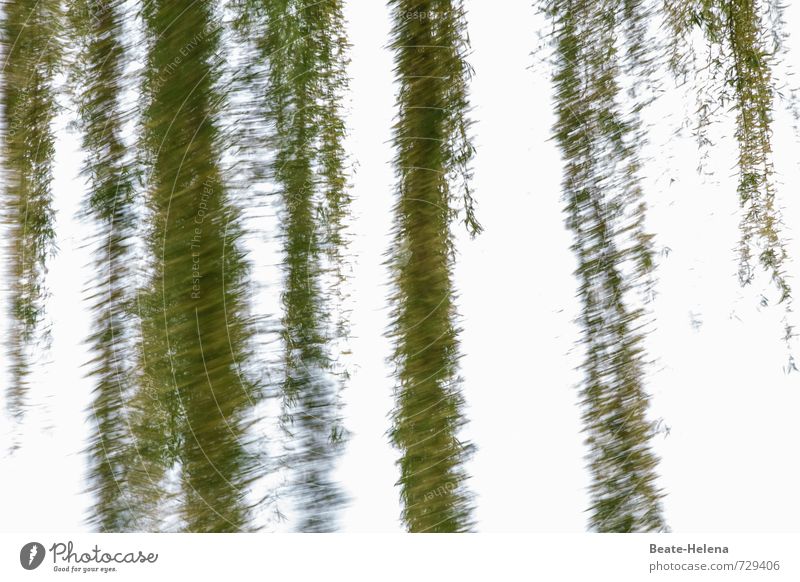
[{"x1": 666, "y1": 0, "x2": 795, "y2": 355}]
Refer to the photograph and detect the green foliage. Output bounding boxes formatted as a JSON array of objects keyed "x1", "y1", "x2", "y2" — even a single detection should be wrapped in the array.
[
  {"x1": 387, "y1": 0, "x2": 479, "y2": 533},
  {"x1": 232, "y1": 0, "x2": 352, "y2": 531},
  {"x1": 666, "y1": 0, "x2": 794, "y2": 348},
  {"x1": 1, "y1": 0, "x2": 62, "y2": 419},
  {"x1": 136, "y1": 0, "x2": 261, "y2": 532},
  {"x1": 67, "y1": 0, "x2": 138, "y2": 531},
  {"x1": 546, "y1": 0, "x2": 667, "y2": 532}
]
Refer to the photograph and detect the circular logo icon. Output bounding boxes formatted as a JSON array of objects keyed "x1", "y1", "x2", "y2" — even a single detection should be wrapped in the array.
[{"x1": 20, "y1": 542, "x2": 45, "y2": 570}]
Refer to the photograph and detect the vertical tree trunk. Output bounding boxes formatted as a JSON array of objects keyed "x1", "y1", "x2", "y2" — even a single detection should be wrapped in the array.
[
  {"x1": 388, "y1": 0, "x2": 479, "y2": 533},
  {"x1": 549, "y1": 0, "x2": 667, "y2": 532},
  {"x1": 68, "y1": 0, "x2": 137, "y2": 531},
  {"x1": 139, "y1": 0, "x2": 259, "y2": 532}
]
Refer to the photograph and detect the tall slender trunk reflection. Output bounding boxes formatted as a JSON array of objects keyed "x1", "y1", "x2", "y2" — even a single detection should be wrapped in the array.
[
  {"x1": 388, "y1": 0, "x2": 480, "y2": 533},
  {"x1": 137, "y1": 0, "x2": 260, "y2": 532},
  {"x1": 548, "y1": 0, "x2": 667, "y2": 532}
]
